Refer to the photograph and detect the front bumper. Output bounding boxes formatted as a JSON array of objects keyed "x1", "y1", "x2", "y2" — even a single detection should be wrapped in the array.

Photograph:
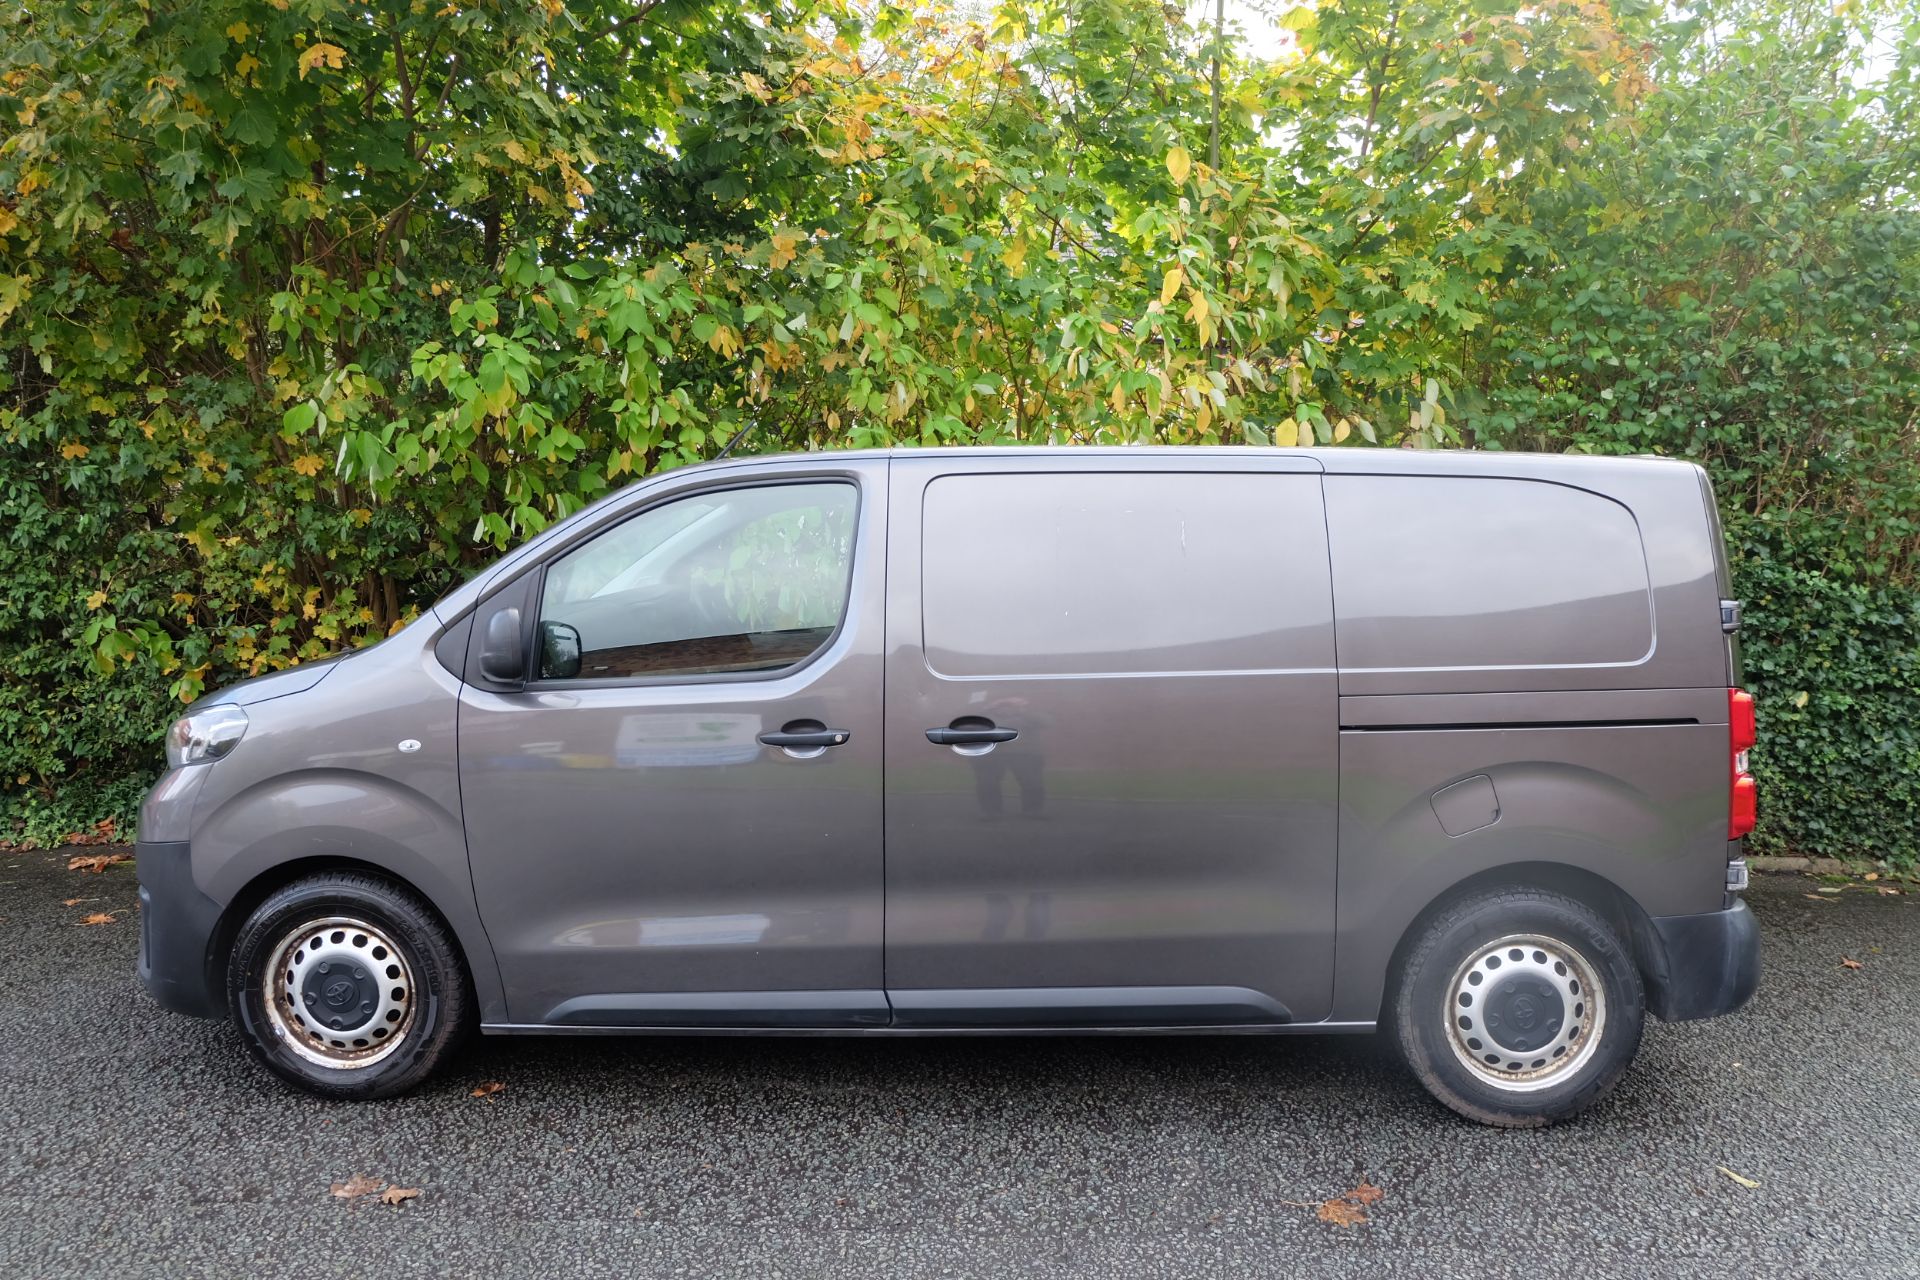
[
  {"x1": 135, "y1": 841, "x2": 227, "y2": 1020},
  {"x1": 1643, "y1": 898, "x2": 1761, "y2": 1022}
]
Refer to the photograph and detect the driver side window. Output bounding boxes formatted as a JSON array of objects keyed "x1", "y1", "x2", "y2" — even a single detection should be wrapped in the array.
[{"x1": 536, "y1": 482, "x2": 858, "y2": 681}]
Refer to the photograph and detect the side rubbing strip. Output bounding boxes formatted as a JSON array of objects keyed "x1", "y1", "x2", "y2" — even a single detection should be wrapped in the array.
[
  {"x1": 1344, "y1": 718, "x2": 1696, "y2": 733},
  {"x1": 1337, "y1": 687, "x2": 1727, "y2": 729}
]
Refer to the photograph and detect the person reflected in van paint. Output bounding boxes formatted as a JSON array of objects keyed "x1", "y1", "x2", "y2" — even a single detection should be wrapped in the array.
[{"x1": 966, "y1": 695, "x2": 1045, "y2": 818}]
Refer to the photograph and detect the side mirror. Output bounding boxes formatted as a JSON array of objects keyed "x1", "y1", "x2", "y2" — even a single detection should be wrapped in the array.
[
  {"x1": 478, "y1": 606, "x2": 525, "y2": 684},
  {"x1": 539, "y1": 620, "x2": 582, "y2": 680}
]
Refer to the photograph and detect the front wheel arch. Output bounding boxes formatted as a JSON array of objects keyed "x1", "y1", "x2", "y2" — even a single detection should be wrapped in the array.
[
  {"x1": 227, "y1": 869, "x2": 475, "y2": 1098},
  {"x1": 209, "y1": 856, "x2": 474, "y2": 1017}
]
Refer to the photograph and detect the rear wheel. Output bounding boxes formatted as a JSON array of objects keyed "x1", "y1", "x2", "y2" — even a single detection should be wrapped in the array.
[
  {"x1": 1392, "y1": 887, "x2": 1644, "y2": 1127},
  {"x1": 227, "y1": 873, "x2": 471, "y2": 1100}
]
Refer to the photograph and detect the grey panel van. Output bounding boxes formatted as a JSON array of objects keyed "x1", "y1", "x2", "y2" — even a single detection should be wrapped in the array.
[{"x1": 136, "y1": 448, "x2": 1760, "y2": 1126}]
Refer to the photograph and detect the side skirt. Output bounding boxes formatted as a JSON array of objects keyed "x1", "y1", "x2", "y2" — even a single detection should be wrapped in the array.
[
  {"x1": 489, "y1": 983, "x2": 1371, "y2": 1037},
  {"x1": 480, "y1": 1021, "x2": 1379, "y2": 1038}
]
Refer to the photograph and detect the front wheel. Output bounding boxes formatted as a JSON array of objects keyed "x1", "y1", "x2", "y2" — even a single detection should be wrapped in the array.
[
  {"x1": 1392, "y1": 887, "x2": 1645, "y2": 1127},
  {"x1": 227, "y1": 872, "x2": 472, "y2": 1100}
]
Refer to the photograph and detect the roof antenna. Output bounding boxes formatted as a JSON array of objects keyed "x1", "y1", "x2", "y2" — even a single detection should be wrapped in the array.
[{"x1": 710, "y1": 421, "x2": 755, "y2": 463}]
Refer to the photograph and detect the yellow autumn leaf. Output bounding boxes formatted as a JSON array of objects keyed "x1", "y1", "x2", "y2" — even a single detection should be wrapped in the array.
[
  {"x1": 60, "y1": 441, "x2": 90, "y2": 459},
  {"x1": 1001, "y1": 237, "x2": 1028, "y2": 271},
  {"x1": 502, "y1": 139, "x2": 530, "y2": 165},
  {"x1": 226, "y1": 20, "x2": 251, "y2": 40},
  {"x1": 1296, "y1": 419, "x2": 1314, "y2": 447},
  {"x1": 1160, "y1": 267, "x2": 1184, "y2": 306},
  {"x1": 1165, "y1": 146, "x2": 1192, "y2": 184},
  {"x1": 297, "y1": 43, "x2": 347, "y2": 79},
  {"x1": 236, "y1": 53, "x2": 263, "y2": 80},
  {"x1": 85, "y1": 590, "x2": 107, "y2": 610},
  {"x1": 291, "y1": 453, "x2": 325, "y2": 477},
  {"x1": 768, "y1": 229, "x2": 801, "y2": 270},
  {"x1": 1186, "y1": 289, "x2": 1210, "y2": 323},
  {"x1": 1333, "y1": 418, "x2": 1351, "y2": 443}
]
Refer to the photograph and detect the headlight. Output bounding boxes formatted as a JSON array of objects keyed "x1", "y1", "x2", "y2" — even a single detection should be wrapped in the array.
[{"x1": 165, "y1": 704, "x2": 249, "y2": 768}]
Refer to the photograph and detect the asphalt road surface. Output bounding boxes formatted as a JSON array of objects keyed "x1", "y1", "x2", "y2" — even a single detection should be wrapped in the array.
[{"x1": 3, "y1": 846, "x2": 1917, "y2": 1278}]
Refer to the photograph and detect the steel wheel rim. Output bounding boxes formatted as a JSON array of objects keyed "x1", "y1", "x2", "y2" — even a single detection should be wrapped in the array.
[
  {"x1": 262, "y1": 915, "x2": 417, "y2": 1070},
  {"x1": 1445, "y1": 932, "x2": 1606, "y2": 1093}
]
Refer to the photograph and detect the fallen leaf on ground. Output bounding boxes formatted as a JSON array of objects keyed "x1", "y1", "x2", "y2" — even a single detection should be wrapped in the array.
[
  {"x1": 1878, "y1": 886, "x2": 1903, "y2": 896},
  {"x1": 331, "y1": 1174, "x2": 381, "y2": 1201},
  {"x1": 1717, "y1": 1166, "x2": 1761, "y2": 1189},
  {"x1": 68, "y1": 853, "x2": 131, "y2": 874},
  {"x1": 1841, "y1": 956, "x2": 1864, "y2": 969},
  {"x1": 61, "y1": 819, "x2": 119, "y2": 848},
  {"x1": 77, "y1": 912, "x2": 117, "y2": 926},
  {"x1": 1864, "y1": 872, "x2": 1880, "y2": 881},
  {"x1": 1313, "y1": 1182, "x2": 1384, "y2": 1227},
  {"x1": 1802, "y1": 894, "x2": 1834, "y2": 903},
  {"x1": 470, "y1": 1081, "x2": 506, "y2": 1098},
  {"x1": 379, "y1": 1185, "x2": 421, "y2": 1206},
  {"x1": 62, "y1": 897, "x2": 93, "y2": 907}
]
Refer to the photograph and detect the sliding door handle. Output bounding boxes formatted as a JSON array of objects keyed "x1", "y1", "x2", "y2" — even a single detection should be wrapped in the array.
[{"x1": 926, "y1": 722, "x2": 1018, "y2": 746}]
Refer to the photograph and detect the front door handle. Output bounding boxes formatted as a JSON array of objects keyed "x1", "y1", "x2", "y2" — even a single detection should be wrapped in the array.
[
  {"x1": 758, "y1": 722, "x2": 851, "y2": 749},
  {"x1": 926, "y1": 721, "x2": 1018, "y2": 746}
]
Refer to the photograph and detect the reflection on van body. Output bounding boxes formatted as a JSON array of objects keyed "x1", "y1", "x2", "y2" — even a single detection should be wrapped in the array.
[{"x1": 613, "y1": 713, "x2": 763, "y2": 768}]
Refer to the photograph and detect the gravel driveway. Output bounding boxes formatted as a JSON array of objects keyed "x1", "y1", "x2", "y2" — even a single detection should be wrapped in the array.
[{"x1": 3, "y1": 846, "x2": 1915, "y2": 1277}]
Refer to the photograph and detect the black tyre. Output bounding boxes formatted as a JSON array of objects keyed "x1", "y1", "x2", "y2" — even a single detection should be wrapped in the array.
[
  {"x1": 1392, "y1": 887, "x2": 1644, "y2": 1128},
  {"x1": 227, "y1": 872, "x2": 472, "y2": 1100}
]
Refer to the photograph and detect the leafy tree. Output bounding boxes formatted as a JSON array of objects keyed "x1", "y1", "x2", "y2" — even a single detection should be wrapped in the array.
[{"x1": 1, "y1": 0, "x2": 1916, "y2": 862}]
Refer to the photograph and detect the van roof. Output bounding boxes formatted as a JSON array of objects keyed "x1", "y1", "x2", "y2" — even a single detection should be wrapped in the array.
[{"x1": 700, "y1": 445, "x2": 1705, "y2": 480}]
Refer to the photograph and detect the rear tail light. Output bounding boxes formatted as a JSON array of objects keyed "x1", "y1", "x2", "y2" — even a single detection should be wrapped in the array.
[{"x1": 1728, "y1": 688, "x2": 1757, "y2": 840}]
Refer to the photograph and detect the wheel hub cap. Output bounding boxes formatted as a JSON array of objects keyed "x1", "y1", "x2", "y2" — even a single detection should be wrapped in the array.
[
  {"x1": 263, "y1": 916, "x2": 416, "y2": 1070},
  {"x1": 1482, "y1": 977, "x2": 1565, "y2": 1054},
  {"x1": 301, "y1": 957, "x2": 382, "y2": 1033},
  {"x1": 1446, "y1": 933, "x2": 1606, "y2": 1092}
]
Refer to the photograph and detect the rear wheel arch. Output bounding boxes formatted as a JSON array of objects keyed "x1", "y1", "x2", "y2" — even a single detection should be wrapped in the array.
[
  {"x1": 1389, "y1": 883, "x2": 1647, "y2": 1126},
  {"x1": 1384, "y1": 861, "x2": 1656, "y2": 1012}
]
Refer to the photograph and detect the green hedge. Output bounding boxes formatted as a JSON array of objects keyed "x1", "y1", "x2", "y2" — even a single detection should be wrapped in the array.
[
  {"x1": 2, "y1": 0, "x2": 1916, "y2": 868},
  {"x1": 1737, "y1": 541, "x2": 1920, "y2": 867}
]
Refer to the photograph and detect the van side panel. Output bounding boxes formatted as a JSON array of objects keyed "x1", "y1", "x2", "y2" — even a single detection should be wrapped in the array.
[
  {"x1": 1330, "y1": 715, "x2": 1729, "y2": 1022},
  {"x1": 1323, "y1": 460, "x2": 1735, "y2": 1023},
  {"x1": 1324, "y1": 462, "x2": 1726, "y2": 696}
]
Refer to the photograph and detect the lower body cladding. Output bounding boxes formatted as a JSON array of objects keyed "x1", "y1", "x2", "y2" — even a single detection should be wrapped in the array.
[
  {"x1": 138, "y1": 838, "x2": 1758, "y2": 1035},
  {"x1": 135, "y1": 840, "x2": 226, "y2": 1019}
]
